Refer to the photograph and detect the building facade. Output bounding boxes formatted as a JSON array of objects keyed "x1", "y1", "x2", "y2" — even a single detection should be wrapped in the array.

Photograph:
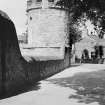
[{"x1": 74, "y1": 35, "x2": 105, "y2": 63}]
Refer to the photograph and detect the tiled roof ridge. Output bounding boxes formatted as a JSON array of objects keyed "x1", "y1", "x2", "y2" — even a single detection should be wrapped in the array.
[{"x1": 88, "y1": 35, "x2": 99, "y2": 41}]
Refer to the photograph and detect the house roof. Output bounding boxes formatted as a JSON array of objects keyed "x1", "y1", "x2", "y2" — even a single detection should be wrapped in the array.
[
  {"x1": 77, "y1": 36, "x2": 95, "y2": 43},
  {"x1": 88, "y1": 35, "x2": 105, "y2": 46},
  {"x1": 76, "y1": 35, "x2": 105, "y2": 46}
]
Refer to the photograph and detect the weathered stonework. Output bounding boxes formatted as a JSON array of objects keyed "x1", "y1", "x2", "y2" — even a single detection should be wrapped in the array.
[{"x1": 26, "y1": 0, "x2": 69, "y2": 60}]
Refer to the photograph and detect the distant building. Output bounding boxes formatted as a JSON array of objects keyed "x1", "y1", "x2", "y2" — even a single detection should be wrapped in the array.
[
  {"x1": 75, "y1": 35, "x2": 105, "y2": 60},
  {"x1": 75, "y1": 37, "x2": 96, "y2": 59},
  {"x1": 18, "y1": 32, "x2": 28, "y2": 43}
]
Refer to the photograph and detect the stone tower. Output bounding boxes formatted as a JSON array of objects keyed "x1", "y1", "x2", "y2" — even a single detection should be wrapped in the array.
[{"x1": 26, "y1": 0, "x2": 69, "y2": 60}]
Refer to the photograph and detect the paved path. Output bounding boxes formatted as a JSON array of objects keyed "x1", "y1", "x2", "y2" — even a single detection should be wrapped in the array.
[
  {"x1": 0, "y1": 64, "x2": 105, "y2": 105},
  {"x1": 48, "y1": 64, "x2": 105, "y2": 79}
]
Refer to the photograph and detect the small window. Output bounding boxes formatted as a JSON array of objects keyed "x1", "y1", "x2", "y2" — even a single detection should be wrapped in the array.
[
  {"x1": 48, "y1": 0, "x2": 54, "y2": 2},
  {"x1": 27, "y1": 0, "x2": 32, "y2": 6},
  {"x1": 30, "y1": 16, "x2": 32, "y2": 20}
]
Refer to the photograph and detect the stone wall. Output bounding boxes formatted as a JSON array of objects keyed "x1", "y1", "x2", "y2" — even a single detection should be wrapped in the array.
[{"x1": 0, "y1": 13, "x2": 71, "y2": 99}]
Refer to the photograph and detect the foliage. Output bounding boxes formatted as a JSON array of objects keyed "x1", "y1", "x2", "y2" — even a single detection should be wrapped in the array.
[{"x1": 56, "y1": 0, "x2": 105, "y2": 44}]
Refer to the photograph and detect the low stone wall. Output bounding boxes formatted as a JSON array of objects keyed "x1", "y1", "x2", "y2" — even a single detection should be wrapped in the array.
[
  {"x1": 1, "y1": 46, "x2": 71, "y2": 99},
  {"x1": 39, "y1": 48, "x2": 71, "y2": 79}
]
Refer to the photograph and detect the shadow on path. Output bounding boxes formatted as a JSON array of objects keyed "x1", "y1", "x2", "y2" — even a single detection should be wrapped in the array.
[{"x1": 47, "y1": 70, "x2": 105, "y2": 105}]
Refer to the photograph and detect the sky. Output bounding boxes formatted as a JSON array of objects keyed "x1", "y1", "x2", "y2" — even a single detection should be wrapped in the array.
[{"x1": 0, "y1": 0, "x2": 27, "y2": 35}]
